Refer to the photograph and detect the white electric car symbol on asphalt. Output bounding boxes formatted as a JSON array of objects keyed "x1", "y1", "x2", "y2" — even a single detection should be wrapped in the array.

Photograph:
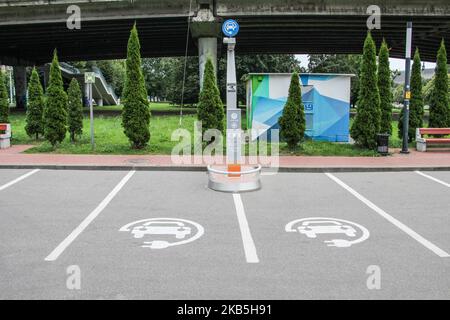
[
  {"x1": 119, "y1": 218, "x2": 204, "y2": 250},
  {"x1": 285, "y1": 217, "x2": 370, "y2": 248},
  {"x1": 131, "y1": 221, "x2": 192, "y2": 239},
  {"x1": 297, "y1": 220, "x2": 357, "y2": 238}
]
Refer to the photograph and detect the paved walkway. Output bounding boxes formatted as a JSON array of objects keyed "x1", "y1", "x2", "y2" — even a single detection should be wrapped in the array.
[{"x1": 1, "y1": 144, "x2": 450, "y2": 171}]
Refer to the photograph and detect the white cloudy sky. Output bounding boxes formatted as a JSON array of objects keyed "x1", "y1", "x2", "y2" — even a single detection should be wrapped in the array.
[{"x1": 295, "y1": 54, "x2": 436, "y2": 71}]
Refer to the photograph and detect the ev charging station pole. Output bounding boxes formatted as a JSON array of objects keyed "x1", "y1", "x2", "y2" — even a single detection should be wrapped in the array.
[
  {"x1": 206, "y1": 19, "x2": 261, "y2": 192},
  {"x1": 222, "y1": 20, "x2": 241, "y2": 172},
  {"x1": 401, "y1": 22, "x2": 413, "y2": 154}
]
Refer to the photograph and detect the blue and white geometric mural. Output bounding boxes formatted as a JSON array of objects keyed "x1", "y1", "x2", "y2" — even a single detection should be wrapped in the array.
[{"x1": 245, "y1": 73, "x2": 353, "y2": 142}]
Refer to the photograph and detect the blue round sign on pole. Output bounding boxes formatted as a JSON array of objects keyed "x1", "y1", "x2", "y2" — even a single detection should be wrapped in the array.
[{"x1": 222, "y1": 19, "x2": 239, "y2": 37}]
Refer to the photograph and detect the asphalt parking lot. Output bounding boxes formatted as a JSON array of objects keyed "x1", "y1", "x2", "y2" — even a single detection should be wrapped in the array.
[{"x1": 0, "y1": 168, "x2": 449, "y2": 299}]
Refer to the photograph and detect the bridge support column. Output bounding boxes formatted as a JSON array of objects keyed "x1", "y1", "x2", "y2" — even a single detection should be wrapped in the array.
[
  {"x1": 13, "y1": 66, "x2": 27, "y2": 109},
  {"x1": 83, "y1": 84, "x2": 89, "y2": 107},
  {"x1": 198, "y1": 37, "x2": 217, "y2": 90},
  {"x1": 97, "y1": 98, "x2": 103, "y2": 107},
  {"x1": 41, "y1": 65, "x2": 50, "y2": 92},
  {"x1": 190, "y1": 2, "x2": 221, "y2": 91}
]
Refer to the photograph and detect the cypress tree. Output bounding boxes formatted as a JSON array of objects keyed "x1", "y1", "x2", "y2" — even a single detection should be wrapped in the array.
[
  {"x1": 429, "y1": 39, "x2": 449, "y2": 129},
  {"x1": 43, "y1": 50, "x2": 68, "y2": 147},
  {"x1": 121, "y1": 23, "x2": 151, "y2": 149},
  {"x1": 25, "y1": 67, "x2": 45, "y2": 139},
  {"x1": 279, "y1": 71, "x2": 306, "y2": 149},
  {"x1": 378, "y1": 40, "x2": 393, "y2": 135},
  {"x1": 0, "y1": 71, "x2": 9, "y2": 123},
  {"x1": 197, "y1": 58, "x2": 224, "y2": 134},
  {"x1": 399, "y1": 48, "x2": 424, "y2": 141},
  {"x1": 350, "y1": 32, "x2": 381, "y2": 149},
  {"x1": 67, "y1": 78, "x2": 83, "y2": 142}
]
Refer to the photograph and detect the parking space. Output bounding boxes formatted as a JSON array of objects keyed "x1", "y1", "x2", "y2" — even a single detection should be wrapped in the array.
[
  {"x1": 242, "y1": 173, "x2": 450, "y2": 299},
  {"x1": 333, "y1": 172, "x2": 450, "y2": 255},
  {"x1": 416, "y1": 171, "x2": 450, "y2": 187},
  {"x1": 0, "y1": 169, "x2": 39, "y2": 190},
  {"x1": 0, "y1": 168, "x2": 449, "y2": 299},
  {"x1": 421, "y1": 171, "x2": 450, "y2": 182},
  {"x1": 52, "y1": 171, "x2": 252, "y2": 299},
  {"x1": 0, "y1": 169, "x2": 30, "y2": 186},
  {"x1": 0, "y1": 169, "x2": 132, "y2": 299}
]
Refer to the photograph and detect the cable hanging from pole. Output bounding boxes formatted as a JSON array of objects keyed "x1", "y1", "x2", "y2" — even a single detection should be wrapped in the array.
[{"x1": 179, "y1": 0, "x2": 194, "y2": 126}]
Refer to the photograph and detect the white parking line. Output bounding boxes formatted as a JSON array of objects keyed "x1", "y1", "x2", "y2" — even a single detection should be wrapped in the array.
[
  {"x1": 0, "y1": 169, "x2": 40, "y2": 191},
  {"x1": 415, "y1": 171, "x2": 450, "y2": 188},
  {"x1": 45, "y1": 170, "x2": 136, "y2": 262},
  {"x1": 232, "y1": 193, "x2": 259, "y2": 263},
  {"x1": 325, "y1": 173, "x2": 450, "y2": 258}
]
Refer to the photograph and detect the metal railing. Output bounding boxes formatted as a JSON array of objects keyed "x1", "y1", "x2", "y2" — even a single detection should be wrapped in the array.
[
  {"x1": 91, "y1": 66, "x2": 119, "y2": 104},
  {"x1": 58, "y1": 62, "x2": 119, "y2": 105},
  {"x1": 59, "y1": 62, "x2": 80, "y2": 75}
]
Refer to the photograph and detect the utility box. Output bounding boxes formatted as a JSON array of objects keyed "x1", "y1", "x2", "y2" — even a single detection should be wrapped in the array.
[{"x1": 245, "y1": 73, "x2": 353, "y2": 142}]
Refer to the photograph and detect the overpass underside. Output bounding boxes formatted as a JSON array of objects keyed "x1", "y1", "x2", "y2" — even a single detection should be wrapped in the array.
[{"x1": 0, "y1": 1, "x2": 449, "y2": 65}]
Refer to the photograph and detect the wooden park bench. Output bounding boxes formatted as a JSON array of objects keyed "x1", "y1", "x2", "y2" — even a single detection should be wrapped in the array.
[{"x1": 416, "y1": 128, "x2": 450, "y2": 152}]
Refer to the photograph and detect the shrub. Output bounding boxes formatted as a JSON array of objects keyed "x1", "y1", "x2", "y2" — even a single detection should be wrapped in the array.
[
  {"x1": 25, "y1": 67, "x2": 45, "y2": 139},
  {"x1": 43, "y1": 50, "x2": 68, "y2": 147},
  {"x1": 67, "y1": 78, "x2": 83, "y2": 142},
  {"x1": 429, "y1": 39, "x2": 449, "y2": 129},
  {"x1": 398, "y1": 48, "x2": 424, "y2": 141},
  {"x1": 378, "y1": 40, "x2": 393, "y2": 134},
  {"x1": 350, "y1": 32, "x2": 381, "y2": 149},
  {"x1": 197, "y1": 58, "x2": 224, "y2": 134},
  {"x1": 279, "y1": 71, "x2": 306, "y2": 149},
  {"x1": 121, "y1": 24, "x2": 151, "y2": 149},
  {"x1": 0, "y1": 71, "x2": 9, "y2": 123}
]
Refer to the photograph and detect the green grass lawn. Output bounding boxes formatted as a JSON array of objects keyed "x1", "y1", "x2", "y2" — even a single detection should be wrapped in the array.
[
  {"x1": 11, "y1": 114, "x2": 197, "y2": 155},
  {"x1": 9, "y1": 112, "x2": 404, "y2": 156},
  {"x1": 91, "y1": 102, "x2": 196, "y2": 113}
]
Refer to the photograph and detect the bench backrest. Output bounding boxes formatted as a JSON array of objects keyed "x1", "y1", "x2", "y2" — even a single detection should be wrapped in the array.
[{"x1": 419, "y1": 128, "x2": 450, "y2": 135}]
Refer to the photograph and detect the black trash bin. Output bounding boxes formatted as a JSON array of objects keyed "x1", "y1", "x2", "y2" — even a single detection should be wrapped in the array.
[{"x1": 377, "y1": 134, "x2": 389, "y2": 155}]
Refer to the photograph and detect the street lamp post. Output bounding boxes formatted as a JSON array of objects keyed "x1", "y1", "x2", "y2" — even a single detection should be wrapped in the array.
[
  {"x1": 85, "y1": 72, "x2": 96, "y2": 150},
  {"x1": 9, "y1": 67, "x2": 13, "y2": 104},
  {"x1": 401, "y1": 22, "x2": 413, "y2": 154}
]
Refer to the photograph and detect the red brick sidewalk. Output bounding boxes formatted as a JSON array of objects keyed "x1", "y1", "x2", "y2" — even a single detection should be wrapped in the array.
[{"x1": 1, "y1": 144, "x2": 450, "y2": 170}]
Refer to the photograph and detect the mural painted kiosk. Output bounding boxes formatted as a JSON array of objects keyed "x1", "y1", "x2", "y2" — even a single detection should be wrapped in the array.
[{"x1": 245, "y1": 73, "x2": 353, "y2": 142}]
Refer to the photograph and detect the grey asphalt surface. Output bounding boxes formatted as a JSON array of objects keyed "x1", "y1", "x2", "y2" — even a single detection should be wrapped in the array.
[{"x1": 0, "y1": 169, "x2": 449, "y2": 299}]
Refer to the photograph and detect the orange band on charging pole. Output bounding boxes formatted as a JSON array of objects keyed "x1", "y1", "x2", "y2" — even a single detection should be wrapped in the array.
[{"x1": 228, "y1": 164, "x2": 241, "y2": 177}]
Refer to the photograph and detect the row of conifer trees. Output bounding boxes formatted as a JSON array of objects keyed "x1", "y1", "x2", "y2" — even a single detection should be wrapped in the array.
[
  {"x1": 353, "y1": 33, "x2": 449, "y2": 148},
  {"x1": 0, "y1": 52, "x2": 84, "y2": 147}
]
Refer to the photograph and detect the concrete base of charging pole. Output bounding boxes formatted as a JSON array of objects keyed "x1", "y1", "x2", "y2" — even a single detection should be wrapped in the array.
[{"x1": 207, "y1": 165, "x2": 262, "y2": 193}]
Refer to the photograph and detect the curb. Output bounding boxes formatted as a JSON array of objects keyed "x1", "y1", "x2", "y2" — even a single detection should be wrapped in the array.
[{"x1": 1, "y1": 164, "x2": 450, "y2": 173}]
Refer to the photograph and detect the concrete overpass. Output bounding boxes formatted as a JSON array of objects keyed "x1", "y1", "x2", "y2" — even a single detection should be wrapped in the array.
[{"x1": 0, "y1": 0, "x2": 449, "y2": 107}]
